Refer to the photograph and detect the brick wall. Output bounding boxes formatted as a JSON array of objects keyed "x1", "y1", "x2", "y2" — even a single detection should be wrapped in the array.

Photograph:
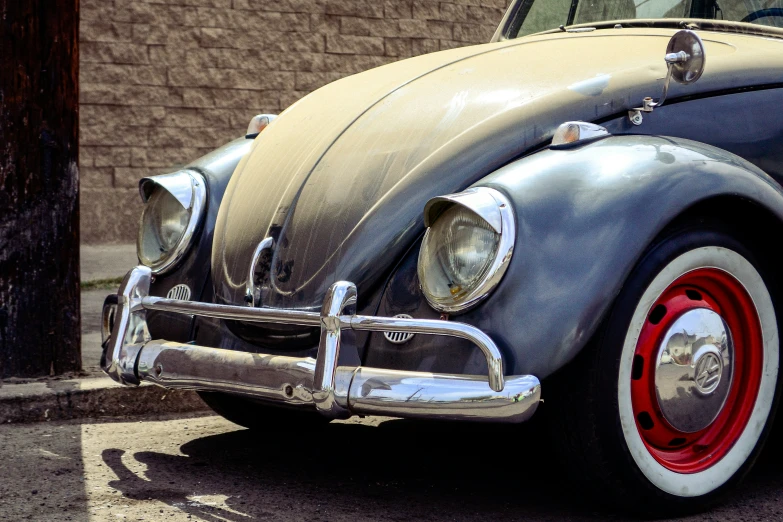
[{"x1": 80, "y1": 0, "x2": 511, "y2": 243}]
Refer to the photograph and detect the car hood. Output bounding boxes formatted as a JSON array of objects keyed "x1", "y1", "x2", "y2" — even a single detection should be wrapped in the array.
[{"x1": 212, "y1": 28, "x2": 783, "y2": 310}]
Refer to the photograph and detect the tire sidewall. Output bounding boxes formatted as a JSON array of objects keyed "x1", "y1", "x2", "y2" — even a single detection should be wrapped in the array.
[{"x1": 596, "y1": 226, "x2": 781, "y2": 507}]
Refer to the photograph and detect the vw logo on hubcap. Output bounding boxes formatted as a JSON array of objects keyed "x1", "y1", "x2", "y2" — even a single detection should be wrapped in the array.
[{"x1": 693, "y1": 349, "x2": 722, "y2": 395}]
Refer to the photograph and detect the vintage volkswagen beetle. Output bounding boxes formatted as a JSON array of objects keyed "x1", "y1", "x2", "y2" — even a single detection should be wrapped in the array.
[{"x1": 103, "y1": 0, "x2": 783, "y2": 513}]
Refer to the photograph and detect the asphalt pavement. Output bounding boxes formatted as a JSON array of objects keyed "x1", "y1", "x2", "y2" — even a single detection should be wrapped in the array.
[{"x1": 4, "y1": 413, "x2": 783, "y2": 521}]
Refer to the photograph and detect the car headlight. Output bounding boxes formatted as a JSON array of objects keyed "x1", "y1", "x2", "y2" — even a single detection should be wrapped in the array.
[
  {"x1": 418, "y1": 187, "x2": 515, "y2": 313},
  {"x1": 137, "y1": 170, "x2": 206, "y2": 275}
]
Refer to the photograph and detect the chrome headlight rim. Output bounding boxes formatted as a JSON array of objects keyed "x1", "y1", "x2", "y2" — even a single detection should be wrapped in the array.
[
  {"x1": 419, "y1": 186, "x2": 516, "y2": 314},
  {"x1": 136, "y1": 169, "x2": 207, "y2": 276}
]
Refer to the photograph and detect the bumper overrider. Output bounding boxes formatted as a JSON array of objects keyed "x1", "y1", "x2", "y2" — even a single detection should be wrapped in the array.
[{"x1": 102, "y1": 266, "x2": 541, "y2": 423}]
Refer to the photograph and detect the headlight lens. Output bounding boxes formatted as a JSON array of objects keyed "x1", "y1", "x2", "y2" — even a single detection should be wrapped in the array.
[
  {"x1": 137, "y1": 170, "x2": 205, "y2": 274},
  {"x1": 418, "y1": 187, "x2": 515, "y2": 313},
  {"x1": 138, "y1": 188, "x2": 190, "y2": 266},
  {"x1": 419, "y1": 205, "x2": 499, "y2": 303}
]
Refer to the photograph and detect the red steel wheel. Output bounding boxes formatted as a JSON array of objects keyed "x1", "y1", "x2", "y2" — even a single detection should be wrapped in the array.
[
  {"x1": 548, "y1": 229, "x2": 780, "y2": 512},
  {"x1": 615, "y1": 243, "x2": 778, "y2": 501},
  {"x1": 630, "y1": 268, "x2": 764, "y2": 474}
]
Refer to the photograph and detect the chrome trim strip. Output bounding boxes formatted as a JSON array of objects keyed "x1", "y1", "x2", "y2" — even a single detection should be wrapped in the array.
[
  {"x1": 313, "y1": 281, "x2": 357, "y2": 417},
  {"x1": 105, "y1": 267, "x2": 152, "y2": 385},
  {"x1": 141, "y1": 294, "x2": 505, "y2": 391},
  {"x1": 142, "y1": 296, "x2": 322, "y2": 327},
  {"x1": 419, "y1": 187, "x2": 516, "y2": 314},
  {"x1": 130, "y1": 340, "x2": 540, "y2": 423},
  {"x1": 137, "y1": 341, "x2": 318, "y2": 406},
  {"x1": 423, "y1": 187, "x2": 503, "y2": 232},
  {"x1": 349, "y1": 315, "x2": 504, "y2": 392},
  {"x1": 244, "y1": 236, "x2": 273, "y2": 307},
  {"x1": 137, "y1": 170, "x2": 207, "y2": 276},
  {"x1": 102, "y1": 266, "x2": 541, "y2": 422},
  {"x1": 348, "y1": 369, "x2": 540, "y2": 423},
  {"x1": 139, "y1": 171, "x2": 195, "y2": 208}
]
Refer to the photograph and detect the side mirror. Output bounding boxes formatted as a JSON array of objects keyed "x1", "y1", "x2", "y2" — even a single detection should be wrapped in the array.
[
  {"x1": 666, "y1": 29, "x2": 706, "y2": 85},
  {"x1": 628, "y1": 29, "x2": 706, "y2": 125}
]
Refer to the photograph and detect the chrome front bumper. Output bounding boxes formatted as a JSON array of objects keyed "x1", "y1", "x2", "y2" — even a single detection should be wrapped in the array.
[{"x1": 102, "y1": 266, "x2": 541, "y2": 423}]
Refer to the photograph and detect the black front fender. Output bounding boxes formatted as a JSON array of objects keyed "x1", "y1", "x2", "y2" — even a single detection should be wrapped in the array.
[{"x1": 463, "y1": 134, "x2": 783, "y2": 379}]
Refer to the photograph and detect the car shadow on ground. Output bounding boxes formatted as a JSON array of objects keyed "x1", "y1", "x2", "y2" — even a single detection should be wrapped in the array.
[
  {"x1": 100, "y1": 414, "x2": 783, "y2": 521},
  {"x1": 101, "y1": 415, "x2": 619, "y2": 521}
]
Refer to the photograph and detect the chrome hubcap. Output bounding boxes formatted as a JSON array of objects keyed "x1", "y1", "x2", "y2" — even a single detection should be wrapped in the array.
[{"x1": 655, "y1": 308, "x2": 734, "y2": 433}]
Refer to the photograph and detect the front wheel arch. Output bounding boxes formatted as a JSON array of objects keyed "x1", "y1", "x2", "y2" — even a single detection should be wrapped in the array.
[
  {"x1": 636, "y1": 194, "x2": 783, "y2": 325},
  {"x1": 543, "y1": 220, "x2": 783, "y2": 513}
]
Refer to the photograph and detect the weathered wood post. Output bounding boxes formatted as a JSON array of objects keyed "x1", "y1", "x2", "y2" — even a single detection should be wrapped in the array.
[{"x1": 0, "y1": 0, "x2": 81, "y2": 377}]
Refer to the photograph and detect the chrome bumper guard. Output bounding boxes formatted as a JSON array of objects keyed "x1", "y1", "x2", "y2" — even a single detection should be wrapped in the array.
[{"x1": 102, "y1": 266, "x2": 541, "y2": 423}]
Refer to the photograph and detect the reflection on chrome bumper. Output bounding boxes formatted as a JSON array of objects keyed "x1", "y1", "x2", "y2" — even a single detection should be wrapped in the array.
[{"x1": 102, "y1": 266, "x2": 541, "y2": 423}]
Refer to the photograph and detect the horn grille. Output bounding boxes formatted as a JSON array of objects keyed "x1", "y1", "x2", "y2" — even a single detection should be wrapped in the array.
[
  {"x1": 166, "y1": 284, "x2": 192, "y2": 301},
  {"x1": 383, "y1": 314, "x2": 415, "y2": 344}
]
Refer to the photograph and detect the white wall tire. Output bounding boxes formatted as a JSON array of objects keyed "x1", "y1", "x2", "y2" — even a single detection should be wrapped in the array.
[
  {"x1": 545, "y1": 224, "x2": 781, "y2": 514},
  {"x1": 617, "y1": 246, "x2": 778, "y2": 497}
]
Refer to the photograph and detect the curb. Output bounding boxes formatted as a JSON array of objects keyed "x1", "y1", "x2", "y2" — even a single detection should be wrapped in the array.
[{"x1": 0, "y1": 376, "x2": 209, "y2": 423}]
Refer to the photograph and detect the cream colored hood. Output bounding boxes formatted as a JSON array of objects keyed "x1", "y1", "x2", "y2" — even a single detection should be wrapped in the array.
[{"x1": 212, "y1": 29, "x2": 783, "y2": 309}]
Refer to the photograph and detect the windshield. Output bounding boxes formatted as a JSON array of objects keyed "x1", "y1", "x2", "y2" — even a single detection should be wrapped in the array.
[{"x1": 508, "y1": 0, "x2": 783, "y2": 36}]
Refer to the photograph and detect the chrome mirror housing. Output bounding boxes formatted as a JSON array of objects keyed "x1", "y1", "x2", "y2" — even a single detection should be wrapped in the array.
[
  {"x1": 628, "y1": 29, "x2": 706, "y2": 126},
  {"x1": 666, "y1": 29, "x2": 706, "y2": 85}
]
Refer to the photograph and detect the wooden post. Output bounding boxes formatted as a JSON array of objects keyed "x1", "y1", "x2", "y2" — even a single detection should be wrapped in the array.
[{"x1": 0, "y1": 0, "x2": 81, "y2": 378}]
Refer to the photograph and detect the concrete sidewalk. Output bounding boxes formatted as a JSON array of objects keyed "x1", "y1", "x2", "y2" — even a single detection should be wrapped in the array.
[
  {"x1": 0, "y1": 244, "x2": 207, "y2": 423},
  {"x1": 80, "y1": 243, "x2": 138, "y2": 282}
]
